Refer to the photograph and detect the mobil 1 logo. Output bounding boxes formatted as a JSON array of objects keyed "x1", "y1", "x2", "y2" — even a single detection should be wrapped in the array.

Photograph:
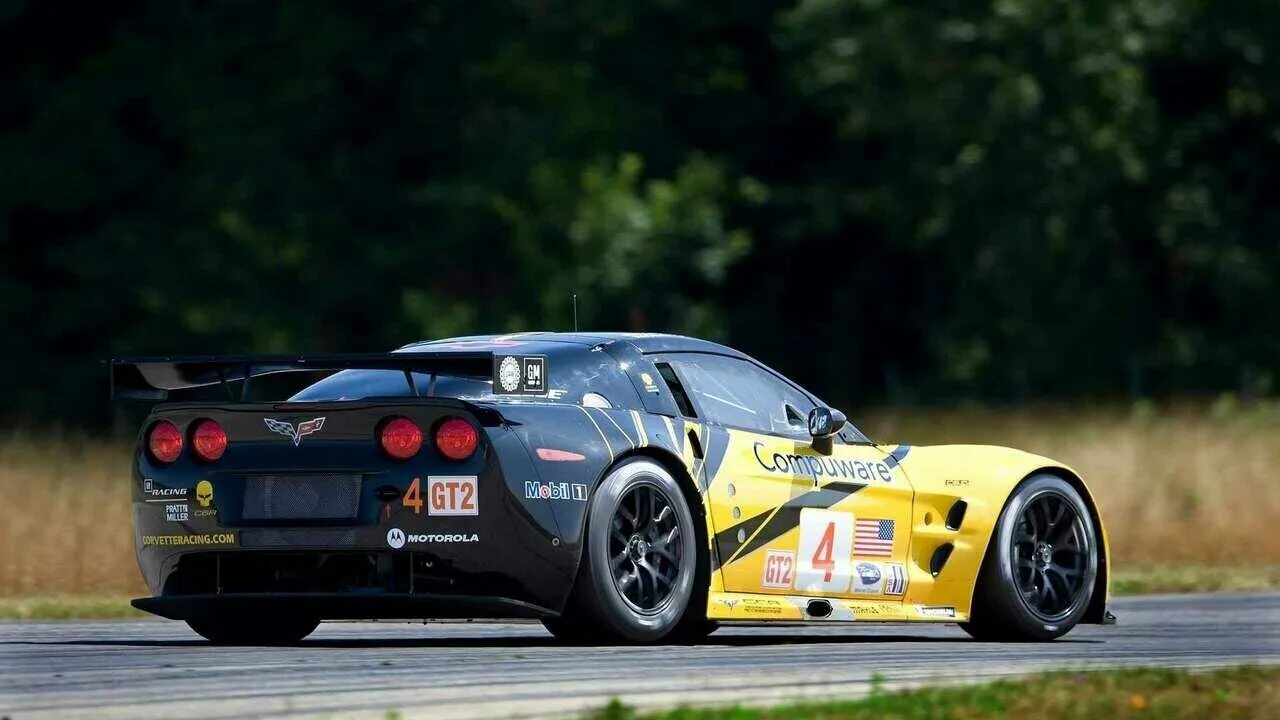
[{"x1": 494, "y1": 355, "x2": 547, "y2": 395}]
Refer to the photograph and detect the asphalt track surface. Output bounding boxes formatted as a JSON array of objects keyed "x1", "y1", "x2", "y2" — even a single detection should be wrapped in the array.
[{"x1": 1, "y1": 593, "x2": 1278, "y2": 720}]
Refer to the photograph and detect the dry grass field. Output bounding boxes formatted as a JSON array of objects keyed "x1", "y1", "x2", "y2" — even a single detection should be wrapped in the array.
[
  {"x1": 0, "y1": 431, "x2": 139, "y2": 597},
  {"x1": 862, "y1": 400, "x2": 1280, "y2": 569},
  {"x1": 1, "y1": 400, "x2": 1277, "y2": 599}
]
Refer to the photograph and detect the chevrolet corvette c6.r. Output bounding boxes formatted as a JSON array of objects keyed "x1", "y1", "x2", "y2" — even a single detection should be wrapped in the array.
[{"x1": 113, "y1": 332, "x2": 1113, "y2": 644}]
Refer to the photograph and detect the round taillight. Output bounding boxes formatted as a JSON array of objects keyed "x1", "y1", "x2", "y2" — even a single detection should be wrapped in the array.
[
  {"x1": 191, "y1": 419, "x2": 228, "y2": 462},
  {"x1": 380, "y1": 417, "x2": 423, "y2": 460},
  {"x1": 148, "y1": 421, "x2": 183, "y2": 463},
  {"x1": 436, "y1": 417, "x2": 478, "y2": 460}
]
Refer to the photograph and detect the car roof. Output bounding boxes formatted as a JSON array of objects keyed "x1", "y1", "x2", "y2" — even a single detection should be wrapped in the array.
[
  {"x1": 398, "y1": 331, "x2": 852, "y2": 434},
  {"x1": 399, "y1": 332, "x2": 749, "y2": 359}
]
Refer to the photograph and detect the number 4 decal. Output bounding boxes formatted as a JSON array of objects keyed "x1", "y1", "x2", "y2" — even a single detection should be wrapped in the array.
[
  {"x1": 403, "y1": 477, "x2": 424, "y2": 514},
  {"x1": 811, "y1": 522, "x2": 837, "y2": 582},
  {"x1": 795, "y1": 509, "x2": 853, "y2": 593}
]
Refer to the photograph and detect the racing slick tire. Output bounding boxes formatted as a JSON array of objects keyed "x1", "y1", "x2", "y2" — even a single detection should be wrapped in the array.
[
  {"x1": 185, "y1": 609, "x2": 320, "y2": 645},
  {"x1": 962, "y1": 473, "x2": 1099, "y2": 642},
  {"x1": 551, "y1": 458, "x2": 700, "y2": 644}
]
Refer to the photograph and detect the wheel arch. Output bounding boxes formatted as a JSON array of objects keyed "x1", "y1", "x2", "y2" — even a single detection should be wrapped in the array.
[
  {"x1": 607, "y1": 446, "x2": 715, "y2": 607},
  {"x1": 559, "y1": 445, "x2": 713, "y2": 632},
  {"x1": 609, "y1": 446, "x2": 709, "y2": 549},
  {"x1": 1026, "y1": 465, "x2": 1113, "y2": 625}
]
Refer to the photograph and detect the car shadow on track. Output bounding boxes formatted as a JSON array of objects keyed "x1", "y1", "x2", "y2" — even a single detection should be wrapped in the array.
[{"x1": 2, "y1": 633, "x2": 1100, "y2": 649}]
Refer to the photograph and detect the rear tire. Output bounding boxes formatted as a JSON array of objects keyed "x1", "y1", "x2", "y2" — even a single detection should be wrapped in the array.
[
  {"x1": 555, "y1": 458, "x2": 701, "y2": 644},
  {"x1": 962, "y1": 473, "x2": 1098, "y2": 641},
  {"x1": 186, "y1": 609, "x2": 320, "y2": 645}
]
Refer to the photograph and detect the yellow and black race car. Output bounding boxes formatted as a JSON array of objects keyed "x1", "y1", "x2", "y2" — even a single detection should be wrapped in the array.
[{"x1": 113, "y1": 332, "x2": 1112, "y2": 644}]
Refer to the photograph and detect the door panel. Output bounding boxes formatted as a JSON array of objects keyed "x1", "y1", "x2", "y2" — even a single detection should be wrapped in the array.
[
  {"x1": 651, "y1": 351, "x2": 914, "y2": 601},
  {"x1": 705, "y1": 429, "x2": 914, "y2": 600}
]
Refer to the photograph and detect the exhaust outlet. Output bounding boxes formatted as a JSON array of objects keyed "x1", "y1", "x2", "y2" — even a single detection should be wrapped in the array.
[{"x1": 806, "y1": 599, "x2": 833, "y2": 618}]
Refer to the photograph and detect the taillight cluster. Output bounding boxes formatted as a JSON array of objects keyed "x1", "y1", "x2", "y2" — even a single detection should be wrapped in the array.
[
  {"x1": 378, "y1": 416, "x2": 477, "y2": 461},
  {"x1": 147, "y1": 421, "x2": 184, "y2": 463},
  {"x1": 380, "y1": 417, "x2": 423, "y2": 459},
  {"x1": 435, "y1": 417, "x2": 478, "y2": 460},
  {"x1": 147, "y1": 419, "x2": 227, "y2": 464},
  {"x1": 192, "y1": 419, "x2": 228, "y2": 461},
  {"x1": 146, "y1": 415, "x2": 477, "y2": 464}
]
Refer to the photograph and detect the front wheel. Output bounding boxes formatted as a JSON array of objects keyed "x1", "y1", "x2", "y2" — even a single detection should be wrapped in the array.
[
  {"x1": 961, "y1": 473, "x2": 1098, "y2": 641},
  {"x1": 186, "y1": 609, "x2": 320, "y2": 645},
  {"x1": 554, "y1": 458, "x2": 701, "y2": 644}
]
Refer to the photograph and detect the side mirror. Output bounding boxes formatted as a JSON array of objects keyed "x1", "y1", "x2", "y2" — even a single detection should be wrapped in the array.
[{"x1": 808, "y1": 406, "x2": 846, "y2": 454}]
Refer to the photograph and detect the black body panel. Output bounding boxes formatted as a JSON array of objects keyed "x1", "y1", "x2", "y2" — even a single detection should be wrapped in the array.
[
  {"x1": 131, "y1": 397, "x2": 587, "y2": 619},
  {"x1": 120, "y1": 336, "x2": 705, "y2": 622},
  {"x1": 133, "y1": 593, "x2": 555, "y2": 621}
]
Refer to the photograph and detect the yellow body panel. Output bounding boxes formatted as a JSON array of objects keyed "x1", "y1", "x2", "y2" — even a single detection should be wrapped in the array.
[{"x1": 657, "y1": 419, "x2": 1110, "y2": 624}]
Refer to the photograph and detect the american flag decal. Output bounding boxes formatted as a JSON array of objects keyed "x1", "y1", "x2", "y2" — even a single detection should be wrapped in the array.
[{"x1": 854, "y1": 518, "x2": 895, "y2": 557}]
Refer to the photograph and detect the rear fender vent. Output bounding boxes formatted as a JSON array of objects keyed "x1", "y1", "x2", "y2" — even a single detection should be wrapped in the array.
[
  {"x1": 930, "y1": 543, "x2": 954, "y2": 577},
  {"x1": 945, "y1": 500, "x2": 968, "y2": 531}
]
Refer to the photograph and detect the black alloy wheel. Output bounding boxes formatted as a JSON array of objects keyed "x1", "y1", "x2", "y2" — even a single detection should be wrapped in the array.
[
  {"x1": 542, "y1": 457, "x2": 707, "y2": 644},
  {"x1": 609, "y1": 483, "x2": 684, "y2": 613},
  {"x1": 962, "y1": 473, "x2": 1099, "y2": 641},
  {"x1": 1010, "y1": 490, "x2": 1090, "y2": 620}
]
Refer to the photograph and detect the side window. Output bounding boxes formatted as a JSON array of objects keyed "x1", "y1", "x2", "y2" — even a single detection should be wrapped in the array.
[
  {"x1": 666, "y1": 354, "x2": 816, "y2": 438},
  {"x1": 654, "y1": 362, "x2": 697, "y2": 418}
]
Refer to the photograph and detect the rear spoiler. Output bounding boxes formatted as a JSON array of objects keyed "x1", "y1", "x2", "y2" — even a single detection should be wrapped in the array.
[{"x1": 110, "y1": 352, "x2": 493, "y2": 402}]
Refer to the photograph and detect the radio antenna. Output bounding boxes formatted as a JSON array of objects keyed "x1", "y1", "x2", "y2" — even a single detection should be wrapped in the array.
[{"x1": 572, "y1": 293, "x2": 579, "y2": 332}]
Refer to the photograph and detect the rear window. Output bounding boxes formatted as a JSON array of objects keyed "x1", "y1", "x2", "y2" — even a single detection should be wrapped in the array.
[
  {"x1": 290, "y1": 349, "x2": 640, "y2": 410},
  {"x1": 289, "y1": 370, "x2": 495, "y2": 402}
]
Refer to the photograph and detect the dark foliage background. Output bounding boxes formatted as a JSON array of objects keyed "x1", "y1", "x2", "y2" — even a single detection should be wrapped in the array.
[{"x1": 3, "y1": 0, "x2": 1278, "y2": 428}]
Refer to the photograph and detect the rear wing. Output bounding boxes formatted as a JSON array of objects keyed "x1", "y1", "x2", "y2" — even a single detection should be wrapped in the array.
[{"x1": 110, "y1": 352, "x2": 494, "y2": 402}]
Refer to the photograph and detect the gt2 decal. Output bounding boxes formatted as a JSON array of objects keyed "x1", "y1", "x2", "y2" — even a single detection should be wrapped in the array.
[
  {"x1": 428, "y1": 476, "x2": 478, "y2": 516},
  {"x1": 401, "y1": 476, "x2": 479, "y2": 515},
  {"x1": 752, "y1": 442, "x2": 893, "y2": 483},
  {"x1": 761, "y1": 550, "x2": 795, "y2": 589},
  {"x1": 795, "y1": 509, "x2": 853, "y2": 593}
]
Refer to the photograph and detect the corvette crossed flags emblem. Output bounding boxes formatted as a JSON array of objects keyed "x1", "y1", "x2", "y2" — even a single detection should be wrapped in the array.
[{"x1": 263, "y1": 417, "x2": 326, "y2": 446}]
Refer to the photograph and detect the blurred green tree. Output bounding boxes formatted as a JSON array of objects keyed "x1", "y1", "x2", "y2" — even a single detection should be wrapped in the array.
[{"x1": 0, "y1": 0, "x2": 1277, "y2": 427}]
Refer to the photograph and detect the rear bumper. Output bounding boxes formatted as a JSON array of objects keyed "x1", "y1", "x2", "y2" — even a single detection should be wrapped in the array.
[
  {"x1": 132, "y1": 419, "x2": 584, "y2": 616},
  {"x1": 132, "y1": 592, "x2": 557, "y2": 621}
]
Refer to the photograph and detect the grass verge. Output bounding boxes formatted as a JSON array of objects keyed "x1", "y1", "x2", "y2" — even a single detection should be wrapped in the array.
[
  {"x1": 0, "y1": 596, "x2": 146, "y2": 620},
  {"x1": 1114, "y1": 565, "x2": 1280, "y2": 595},
  {"x1": 588, "y1": 666, "x2": 1280, "y2": 720}
]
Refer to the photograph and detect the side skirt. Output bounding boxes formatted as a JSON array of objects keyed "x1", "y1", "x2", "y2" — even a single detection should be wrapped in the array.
[{"x1": 706, "y1": 591, "x2": 969, "y2": 623}]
